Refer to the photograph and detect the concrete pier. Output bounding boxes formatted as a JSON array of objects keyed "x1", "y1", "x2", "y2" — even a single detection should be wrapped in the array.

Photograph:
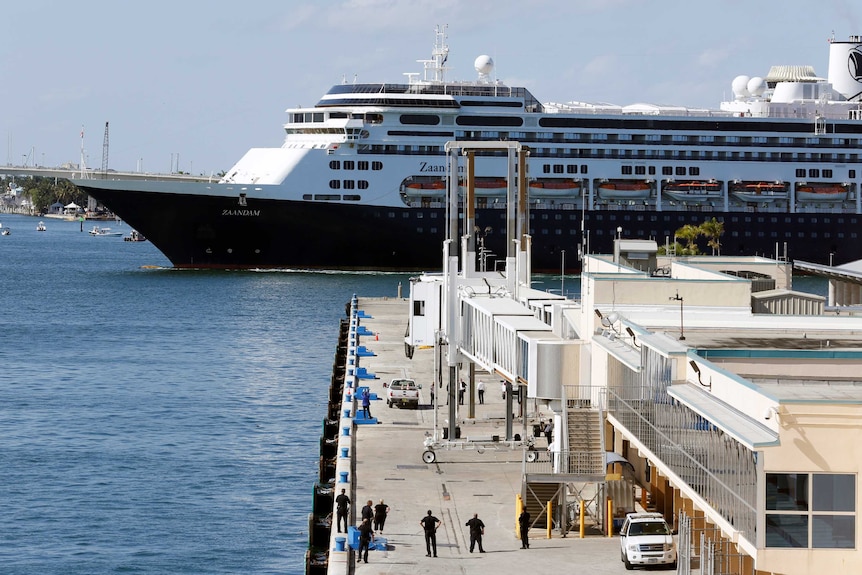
[{"x1": 326, "y1": 296, "x2": 631, "y2": 574}]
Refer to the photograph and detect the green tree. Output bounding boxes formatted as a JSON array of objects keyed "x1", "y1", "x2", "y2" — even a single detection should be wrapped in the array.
[
  {"x1": 700, "y1": 218, "x2": 724, "y2": 255},
  {"x1": 675, "y1": 224, "x2": 701, "y2": 255}
]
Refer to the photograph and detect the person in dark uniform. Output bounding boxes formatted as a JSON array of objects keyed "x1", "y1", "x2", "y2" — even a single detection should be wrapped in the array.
[
  {"x1": 357, "y1": 518, "x2": 374, "y2": 563},
  {"x1": 361, "y1": 499, "x2": 374, "y2": 523},
  {"x1": 465, "y1": 513, "x2": 485, "y2": 553},
  {"x1": 373, "y1": 499, "x2": 390, "y2": 532},
  {"x1": 335, "y1": 488, "x2": 350, "y2": 533},
  {"x1": 419, "y1": 509, "x2": 442, "y2": 557},
  {"x1": 518, "y1": 509, "x2": 531, "y2": 549}
]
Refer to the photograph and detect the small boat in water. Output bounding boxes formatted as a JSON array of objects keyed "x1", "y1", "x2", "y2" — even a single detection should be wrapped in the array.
[
  {"x1": 89, "y1": 226, "x2": 123, "y2": 237},
  {"x1": 124, "y1": 229, "x2": 147, "y2": 242},
  {"x1": 36, "y1": 221, "x2": 47, "y2": 231},
  {"x1": 1, "y1": 228, "x2": 10, "y2": 236}
]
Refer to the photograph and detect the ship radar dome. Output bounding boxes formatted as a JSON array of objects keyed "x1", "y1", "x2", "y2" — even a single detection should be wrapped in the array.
[
  {"x1": 474, "y1": 55, "x2": 494, "y2": 75},
  {"x1": 732, "y1": 75, "x2": 751, "y2": 99},
  {"x1": 747, "y1": 76, "x2": 766, "y2": 97}
]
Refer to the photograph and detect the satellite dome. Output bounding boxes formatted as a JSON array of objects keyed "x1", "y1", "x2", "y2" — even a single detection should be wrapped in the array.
[
  {"x1": 474, "y1": 55, "x2": 494, "y2": 75},
  {"x1": 747, "y1": 76, "x2": 766, "y2": 97},
  {"x1": 731, "y1": 75, "x2": 751, "y2": 98}
]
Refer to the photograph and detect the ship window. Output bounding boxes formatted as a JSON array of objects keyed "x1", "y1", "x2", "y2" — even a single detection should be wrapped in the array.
[
  {"x1": 372, "y1": 161, "x2": 383, "y2": 170},
  {"x1": 400, "y1": 114, "x2": 440, "y2": 125},
  {"x1": 403, "y1": 213, "x2": 410, "y2": 218},
  {"x1": 416, "y1": 227, "x2": 423, "y2": 233},
  {"x1": 344, "y1": 161, "x2": 355, "y2": 170},
  {"x1": 330, "y1": 160, "x2": 341, "y2": 170},
  {"x1": 388, "y1": 212, "x2": 395, "y2": 218},
  {"x1": 675, "y1": 167, "x2": 686, "y2": 176},
  {"x1": 823, "y1": 169, "x2": 833, "y2": 178},
  {"x1": 315, "y1": 194, "x2": 341, "y2": 200},
  {"x1": 329, "y1": 180, "x2": 341, "y2": 189},
  {"x1": 635, "y1": 166, "x2": 646, "y2": 175},
  {"x1": 555, "y1": 229, "x2": 562, "y2": 235},
  {"x1": 543, "y1": 164, "x2": 551, "y2": 174},
  {"x1": 567, "y1": 165, "x2": 577, "y2": 174},
  {"x1": 343, "y1": 195, "x2": 361, "y2": 201},
  {"x1": 358, "y1": 181, "x2": 369, "y2": 189},
  {"x1": 850, "y1": 170, "x2": 856, "y2": 178},
  {"x1": 554, "y1": 165, "x2": 564, "y2": 174},
  {"x1": 796, "y1": 169, "x2": 806, "y2": 177},
  {"x1": 580, "y1": 165, "x2": 588, "y2": 174},
  {"x1": 343, "y1": 180, "x2": 355, "y2": 189},
  {"x1": 302, "y1": 194, "x2": 312, "y2": 200},
  {"x1": 622, "y1": 166, "x2": 633, "y2": 175},
  {"x1": 358, "y1": 161, "x2": 369, "y2": 170},
  {"x1": 662, "y1": 166, "x2": 672, "y2": 176},
  {"x1": 689, "y1": 167, "x2": 700, "y2": 176},
  {"x1": 809, "y1": 169, "x2": 820, "y2": 178},
  {"x1": 649, "y1": 166, "x2": 656, "y2": 175}
]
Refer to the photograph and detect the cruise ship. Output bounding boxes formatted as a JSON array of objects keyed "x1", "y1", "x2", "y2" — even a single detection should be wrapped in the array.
[{"x1": 72, "y1": 27, "x2": 862, "y2": 272}]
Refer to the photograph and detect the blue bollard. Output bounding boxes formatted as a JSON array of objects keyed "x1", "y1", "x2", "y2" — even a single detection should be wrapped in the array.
[
  {"x1": 342, "y1": 426, "x2": 350, "y2": 437},
  {"x1": 343, "y1": 408, "x2": 351, "y2": 418},
  {"x1": 335, "y1": 537, "x2": 346, "y2": 552},
  {"x1": 339, "y1": 471, "x2": 349, "y2": 483},
  {"x1": 341, "y1": 447, "x2": 349, "y2": 458}
]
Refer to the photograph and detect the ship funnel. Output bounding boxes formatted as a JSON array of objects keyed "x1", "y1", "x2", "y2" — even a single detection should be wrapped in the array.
[{"x1": 827, "y1": 35, "x2": 862, "y2": 102}]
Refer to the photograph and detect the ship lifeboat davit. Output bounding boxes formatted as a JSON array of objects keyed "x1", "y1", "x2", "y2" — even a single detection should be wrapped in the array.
[
  {"x1": 528, "y1": 178, "x2": 581, "y2": 198},
  {"x1": 662, "y1": 180, "x2": 722, "y2": 202},
  {"x1": 596, "y1": 180, "x2": 652, "y2": 200},
  {"x1": 730, "y1": 181, "x2": 788, "y2": 203},
  {"x1": 795, "y1": 182, "x2": 850, "y2": 203}
]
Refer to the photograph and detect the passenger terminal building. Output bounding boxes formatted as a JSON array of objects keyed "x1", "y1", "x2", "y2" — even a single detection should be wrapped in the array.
[{"x1": 408, "y1": 241, "x2": 862, "y2": 575}]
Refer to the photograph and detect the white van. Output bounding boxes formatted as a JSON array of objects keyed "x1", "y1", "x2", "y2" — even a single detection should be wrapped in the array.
[{"x1": 619, "y1": 512, "x2": 677, "y2": 570}]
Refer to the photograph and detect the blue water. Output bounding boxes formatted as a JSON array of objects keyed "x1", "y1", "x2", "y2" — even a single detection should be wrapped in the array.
[{"x1": 0, "y1": 214, "x2": 410, "y2": 574}]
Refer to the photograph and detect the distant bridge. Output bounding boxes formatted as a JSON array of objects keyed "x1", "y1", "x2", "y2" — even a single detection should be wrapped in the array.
[{"x1": 0, "y1": 165, "x2": 215, "y2": 183}]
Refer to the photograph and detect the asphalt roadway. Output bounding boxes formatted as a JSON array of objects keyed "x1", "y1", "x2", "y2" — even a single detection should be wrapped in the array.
[{"x1": 327, "y1": 297, "x2": 653, "y2": 575}]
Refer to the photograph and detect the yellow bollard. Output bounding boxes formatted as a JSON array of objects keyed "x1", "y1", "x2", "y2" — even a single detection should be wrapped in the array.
[
  {"x1": 579, "y1": 500, "x2": 585, "y2": 539},
  {"x1": 547, "y1": 499, "x2": 553, "y2": 538},
  {"x1": 516, "y1": 494, "x2": 524, "y2": 539},
  {"x1": 607, "y1": 499, "x2": 614, "y2": 537}
]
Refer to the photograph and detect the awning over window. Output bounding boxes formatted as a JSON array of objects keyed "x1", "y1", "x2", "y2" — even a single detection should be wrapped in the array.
[{"x1": 668, "y1": 384, "x2": 779, "y2": 449}]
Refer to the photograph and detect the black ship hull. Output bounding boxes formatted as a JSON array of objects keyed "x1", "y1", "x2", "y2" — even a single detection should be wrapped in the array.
[{"x1": 75, "y1": 183, "x2": 854, "y2": 272}]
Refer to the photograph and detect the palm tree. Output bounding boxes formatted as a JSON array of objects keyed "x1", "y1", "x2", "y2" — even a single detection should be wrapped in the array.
[
  {"x1": 675, "y1": 224, "x2": 701, "y2": 255},
  {"x1": 700, "y1": 218, "x2": 724, "y2": 255}
]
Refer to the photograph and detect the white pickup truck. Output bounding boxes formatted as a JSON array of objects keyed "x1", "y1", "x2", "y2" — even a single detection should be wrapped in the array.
[{"x1": 385, "y1": 378, "x2": 421, "y2": 409}]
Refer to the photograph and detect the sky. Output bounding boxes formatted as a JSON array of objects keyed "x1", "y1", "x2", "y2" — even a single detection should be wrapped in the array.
[{"x1": 2, "y1": 0, "x2": 859, "y2": 176}]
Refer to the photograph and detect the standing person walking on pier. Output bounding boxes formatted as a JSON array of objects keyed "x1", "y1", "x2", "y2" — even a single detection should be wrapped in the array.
[
  {"x1": 477, "y1": 380, "x2": 486, "y2": 404},
  {"x1": 458, "y1": 379, "x2": 466, "y2": 405},
  {"x1": 373, "y1": 499, "x2": 390, "y2": 532},
  {"x1": 335, "y1": 488, "x2": 350, "y2": 533},
  {"x1": 465, "y1": 513, "x2": 486, "y2": 553},
  {"x1": 361, "y1": 500, "x2": 374, "y2": 524},
  {"x1": 357, "y1": 518, "x2": 374, "y2": 563},
  {"x1": 361, "y1": 388, "x2": 372, "y2": 419},
  {"x1": 420, "y1": 510, "x2": 442, "y2": 557},
  {"x1": 518, "y1": 509, "x2": 531, "y2": 549}
]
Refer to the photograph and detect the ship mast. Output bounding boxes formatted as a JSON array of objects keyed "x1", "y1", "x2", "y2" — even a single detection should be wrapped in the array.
[{"x1": 417, "y1": 24, "x2": 449, "y2": 84}]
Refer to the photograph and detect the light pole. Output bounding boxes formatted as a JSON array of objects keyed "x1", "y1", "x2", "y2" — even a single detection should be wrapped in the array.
[{"x1": 670, "y1": 291, "x2": 685, "y2": 340}]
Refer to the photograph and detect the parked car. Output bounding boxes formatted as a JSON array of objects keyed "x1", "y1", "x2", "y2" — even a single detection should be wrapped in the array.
[
  {"x1": 619, "y1": 512, "x2": 676, "y2": 570},
  {"x1": 385, "y1": 378, "x2": 421, "y2": 409}
]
